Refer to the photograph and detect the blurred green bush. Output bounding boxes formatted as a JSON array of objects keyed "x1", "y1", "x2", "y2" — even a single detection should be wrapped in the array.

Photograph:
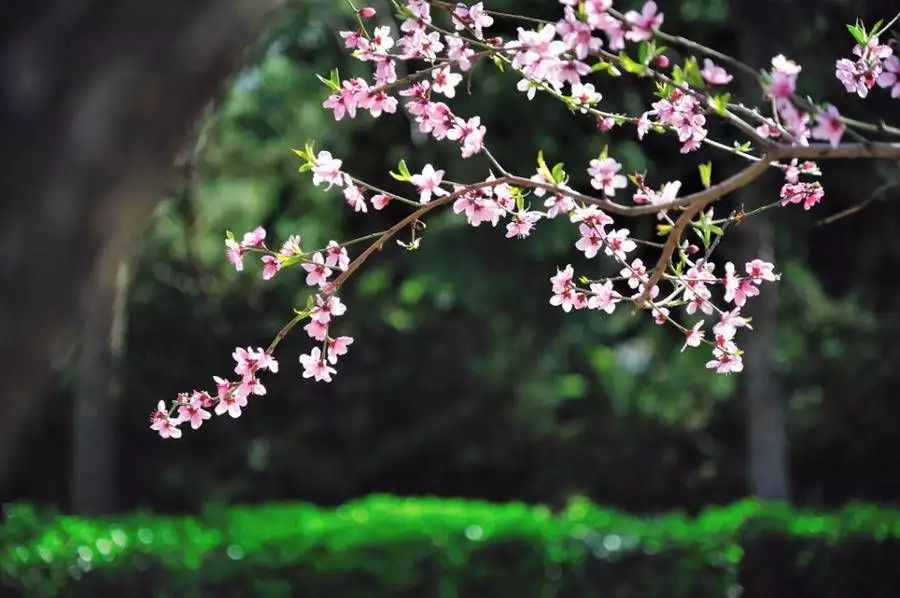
[{"x1": 4, "y1": 496, "x2": 900, "y2": 597}]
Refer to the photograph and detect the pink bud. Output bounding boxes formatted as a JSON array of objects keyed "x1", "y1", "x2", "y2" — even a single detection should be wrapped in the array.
[
  {"x1": 654, "y1": 55, "x2": 670, "y2": 69},
  {"x1": 597, "y1": 117, "x2": 616, "y2": 132},
  {"x1": 358, "y1": 6, "x2": 376, "y2": 18},
  {"x1": 687, "y1": 244, "x2": 700, "y2": 254}
]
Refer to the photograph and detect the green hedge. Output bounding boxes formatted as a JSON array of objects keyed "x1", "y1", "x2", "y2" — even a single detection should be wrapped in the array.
[{"x1": 3, "y1": 495, "x2": 900, "y2": 597}]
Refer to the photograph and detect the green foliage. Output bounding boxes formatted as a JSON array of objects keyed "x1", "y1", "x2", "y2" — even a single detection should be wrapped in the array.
[{"x1": 5, "y1": 497, "x2": 900, "y2": 597}]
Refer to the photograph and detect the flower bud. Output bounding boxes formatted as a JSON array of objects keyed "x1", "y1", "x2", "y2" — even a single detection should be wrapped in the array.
[
  {"x1": 654, "y1": 55, "x2": 670, "y2": 69},
  {"x1": 687, "y1": 244, "x2": 700, "y2": 254},
  {"x1": 358, "y1": 6, "x2": 376, "y2": 18}
]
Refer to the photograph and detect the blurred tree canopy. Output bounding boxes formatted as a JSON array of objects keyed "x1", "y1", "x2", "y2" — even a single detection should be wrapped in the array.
[{"x1": 6, "y1": 0, "x2": 900, "y2": 515}]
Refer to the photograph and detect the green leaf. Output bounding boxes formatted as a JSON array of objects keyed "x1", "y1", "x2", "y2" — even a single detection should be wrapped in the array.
[
  {"x1": 536, "y1": 150, "x2": 554, "y2": 183},
  {"x1": 389, "y1": 158, "x2": 412, "y2": 181},
  {"x1": 698, "y1": 162, "x2": 712, "y2": 189},
  {"x1": 637, "y1": 41, "x2": 648, "y2": 65},
  {"x1": 846, "y1": 24, "x2": 867, "y2": 45},
  {"x1": 654, "y1": 81, "x2": 672, "y2": 99},
  {"x1": 682, "y1": 56, "x2": 705, "y2": 89},
  {"x1": 316, "y1": 70, "x2": 340, "y2": 91},
  {"x1": 657, "y1": 223, "x2": 673, "y2": 236},
  {"x1": 711, "y1": 92, "x2": 731, "y2": 116},
  {"x1": 671, "y1": 65, "x2": 685, "y2": 85},
  {"x1": 592, "y1": 60, "x2": 622, "y2": 76},
  {"x1": 550, "y1": 162, "x2": 567, "y2": 184},
  {"x1": 617, "y1": 52, "x2": 648, "y2": 76}
]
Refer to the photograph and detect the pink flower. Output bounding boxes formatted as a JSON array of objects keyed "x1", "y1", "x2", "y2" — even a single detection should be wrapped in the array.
[
  {"x1": 302, "y1": 252, "x2": 333, "y2": 288},
  {"x1": 700, "y1": 58, "x2": 733, "y2": 86},
  {"x1": 620, "y1": 259, "x2": 647, "y2": 289},
  {"x1": 780, "y1": 182, "x2": 824, "y2": 210},
  {"x1": 225, "y1": 239, "x2": 244, "y2": 271},
  {"x1": 652, "y1": 306, "x2": 670, "y2": 325},
  {"x1": 604, "y1": 228, "x2": 636, "y2": 259},
  {"x1": 505, "y1": 212, "x2": 541, "y2": 238},
  {"x1": 587, "y1": 281, "x2": 620, "y2": 313},
  {"x1": 371, "y1": 193, "x2": 391, "y2": 210},
  {"x1": 624, "y1": 1, "x2": 663, "y2": 42},
  {"x1": 715, "y1": 309, "x2": 751, "y2": 340},
  {"x1": 570, "y1": 82, "x2": 602, "y2": 112},
  {"x1": 810, "y1": 104, "x2": 845, "y2": 148},
  {"x1": 213, "y1": 376, "x2": 233, "y2": 400},
  {"x1": 239, "y1": 376, "x2": 267, "y2": 397},
  {"x1": 343, "y1": 181, "x2": 368, "y2": 213},
  {"x1": 575, "y1": 223, "x2": 603, "y2": 258},
  {"x1": 410, "y1": 164, "x2": 448, "y2": 203},
  {"x1": 723, "y1": 262, "x2": 759, "y2": 307},
  {"x1": 311, "y1": 151, "x2": 344, "y2": 190},
  {"x1": 299, "y1": 347, "x2": 337, "y2": 382},
  {"x1": 682, "y1": 321, "x2": 705, "y2": 351},
  {"x1": 311, "y1": 294, "x2": 347, "y2": 324},
  {"x1": 453, "y1": 190, "x2": 502, "y2": 227},
  {"x1": 280, "y1": 235, "x2": 302, "y2": 257},
  {"x1": 241, "y1": 226, "x2": 266, "y2": 248},
  {"x1": 327, "y1": 336, "x2": 354, "y2": 364},
  {"x1": 453, "y1": 2, "x2": 494, "y2": 39},
  {"x1": 357, "y1": 89, "x2": 398, "y2": 118},
  {"x1": 322, "y1": 78, "x2": 367, "y2": 120},
  {"x1": 178, "y1": 393, "x2": 212, "y2": 430},
  {"x1": 325, "y1": 241, "x2": 350, "y2": 271},
  {"x1": 261, "y1": 255, "x2": 280, "y2": 280},
  {"x1": 154, "y1": 417, "x2": 182, "y2": 439},
  {"x1": 232, "y1": 347, "x2": 278, "y2": 380},
  {"x1": 746, "y1": 259, "x2": 777, "y2": 282},
  {"x1": 706, "y1": 349, "x2": 744, "y2": 374},
  {"x1": 877, "y1": 55, "x2": 900, "y2": 97},
  {"x1": 550, "y1": 264, "x2": 577, "y2": 312},
  {"x1": 215, "y1": 391, "x2": 248, "y2": 418},
  {"x1": 766, "y1": 55, "x2": 801, "y2": 103},
  {"x1": 587, "y1": 157, "x2": 627, "y2": 197},
  {"x1": 445, "y1": 35, "x2": 476, "y2": 70},
  {"x1": 304, "y1": 320, "x2": 328, "y2": 341},
  {"x1": 446, "y1": 116, "x2": 486, "y2": 158},
  {"x1": 686, "y1": 292, "x2": 714, "y2": 315},
  {"x1": 432, "y1": 66, "x2": 463, "y2": 98}
]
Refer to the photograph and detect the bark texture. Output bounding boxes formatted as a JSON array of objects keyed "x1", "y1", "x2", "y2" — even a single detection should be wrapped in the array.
[{"x1": 0, "y1": 0, "x2": 283, "y2": 489}]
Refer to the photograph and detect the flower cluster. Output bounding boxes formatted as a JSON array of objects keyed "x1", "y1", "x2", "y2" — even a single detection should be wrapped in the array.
[
  {"x1": 836, "y1": 36, "x2": 896, "y2": 98},
  {"x1": 150, "y1": 347, "x2": 279, "y2": 438},
  {"x1": 151, "y1": 1, "x2": 900, "y2": 438}
]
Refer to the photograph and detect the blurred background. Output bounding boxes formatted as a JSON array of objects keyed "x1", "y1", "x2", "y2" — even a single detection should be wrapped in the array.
[{"x1": 3, "y1": 0, "x2": 900, "y2": 595}]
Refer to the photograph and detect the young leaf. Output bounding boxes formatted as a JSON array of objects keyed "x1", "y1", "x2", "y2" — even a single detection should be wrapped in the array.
[
  {"x1": 683, "y1": 56, "x2": 705, "y2": 89},
  {"x1": 846, "y1": 23, "x2": 867, "y2": 45},
  {"x1": 699, "y1": 162, "x2": 712, "y2": 189},
  {"x1": 316, "y1": 72, "x2": 340, "y2": 91},
  {"x1": 551, "y1": 162, "x2": 567, "y2": 184},
  {"x1": 711, "y1": 92, "x2": 731, "y2": 116},
  {"x1": 618, "y1": 52, "x2": 648, "y2": 76},
  {"x1": 536, "y1": 150, "x2": 554, "y2": 182},
  {"x1": 390, "y1": 159, "x2": 412, "y2": 181}
]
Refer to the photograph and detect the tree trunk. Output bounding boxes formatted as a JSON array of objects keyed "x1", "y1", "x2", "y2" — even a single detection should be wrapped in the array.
[
  {"x1": 733, "y1": 0, "x2": 791, "y2": 503},
  {"x1": 735, "y1": 218, "x2": 790, "y2": 500},
  {"x1": 71, "y1": 260, "x2": 129, "y2": 515},
  {"x1": 0, "y1": 0, "x2": 284, "y2": 490}
]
